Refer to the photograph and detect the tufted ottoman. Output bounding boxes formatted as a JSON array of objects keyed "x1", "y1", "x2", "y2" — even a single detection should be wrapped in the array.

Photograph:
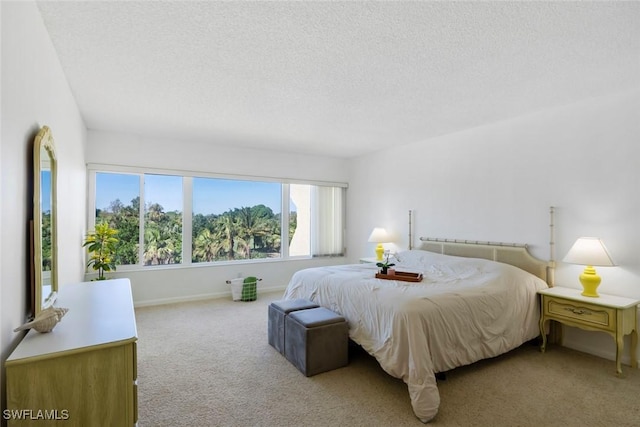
[
  {"x1": 268, "y1": 299, "x2": 319, "y2": 355},
  {"x1": 284, "y1": 307, "x2": 349, "y2": 376}
]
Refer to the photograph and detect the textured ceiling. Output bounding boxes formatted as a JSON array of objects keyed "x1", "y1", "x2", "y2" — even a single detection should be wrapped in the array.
[{"x1": 36, "y1": 1, "x2": 639, "y2": 159}]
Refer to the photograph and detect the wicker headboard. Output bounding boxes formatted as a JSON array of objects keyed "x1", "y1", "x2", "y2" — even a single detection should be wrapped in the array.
[{"x1": 419, "y1": 238, "x2": 554, "y2": 286}]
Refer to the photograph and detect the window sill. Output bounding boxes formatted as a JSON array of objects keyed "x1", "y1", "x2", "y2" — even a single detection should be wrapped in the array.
[{"x1": 84, "y1": 255, "x2": 345, "y2": 276}]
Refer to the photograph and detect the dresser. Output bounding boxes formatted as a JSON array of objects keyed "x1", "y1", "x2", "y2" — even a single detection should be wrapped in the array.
[
  {"x1": 538, "y1": 286, "x2": 639, "y2": 375},
  {"x1": 5, "y1": 279, "x2": 138, "y2": 426}
]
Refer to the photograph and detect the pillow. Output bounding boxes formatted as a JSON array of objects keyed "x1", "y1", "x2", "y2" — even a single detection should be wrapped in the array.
[{"x1": 394, "y1": 250, "x2": 433, "y2": 266}]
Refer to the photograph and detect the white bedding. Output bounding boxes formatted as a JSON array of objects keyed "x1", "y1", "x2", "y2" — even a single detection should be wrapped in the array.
[{"x1": 282, "y1": 250, "x2": 548, "y2": 423}]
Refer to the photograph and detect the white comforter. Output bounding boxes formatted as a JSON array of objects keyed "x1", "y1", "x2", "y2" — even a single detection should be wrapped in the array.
[{"x1": 282, "y1": 250, "x2": 548, "y2": 423}]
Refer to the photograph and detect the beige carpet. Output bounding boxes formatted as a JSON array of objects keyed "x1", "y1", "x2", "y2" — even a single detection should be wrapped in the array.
[{"x1": 135, "y1": 291, "x2": 640, "y2": 426}]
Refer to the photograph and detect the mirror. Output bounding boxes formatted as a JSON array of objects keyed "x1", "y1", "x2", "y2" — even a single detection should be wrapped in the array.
[{"x1": 33, "y1": 126, "x2": 58, "y2": 316}]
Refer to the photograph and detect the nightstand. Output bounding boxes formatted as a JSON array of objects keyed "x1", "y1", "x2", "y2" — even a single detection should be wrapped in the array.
[
  {"x1": 538, "y1": 287, "x2": 639, "y2": 375},
  {"x1": 359, "y1": 257, "x2": 381, "y2": 264}
]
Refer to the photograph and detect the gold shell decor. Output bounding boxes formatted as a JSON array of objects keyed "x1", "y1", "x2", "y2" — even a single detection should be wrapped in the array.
[{"x1": 13, "y1": 306, "x2": 69, "y2": 333}]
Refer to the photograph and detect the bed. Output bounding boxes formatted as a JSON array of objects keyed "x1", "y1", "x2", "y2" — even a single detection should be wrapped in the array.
[{"x1": 282, "y1": 238, "x2": 553, "y2": 423}]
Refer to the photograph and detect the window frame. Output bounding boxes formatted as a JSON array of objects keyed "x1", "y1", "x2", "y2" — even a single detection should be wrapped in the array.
[{"x1": 87, "y1": 164, "x2": 347, "y2": 272}]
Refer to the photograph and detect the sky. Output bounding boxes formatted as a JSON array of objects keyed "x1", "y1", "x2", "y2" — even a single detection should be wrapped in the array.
[
  {"x1": 192, "y1": 177, "x2": 281, "y2": 215},
  {"x1": 95, "y1": 172, "x2": 282, "y2": 215},
  {"x1": 41, "y1": 171, "x2": 51, "y2": 211}
]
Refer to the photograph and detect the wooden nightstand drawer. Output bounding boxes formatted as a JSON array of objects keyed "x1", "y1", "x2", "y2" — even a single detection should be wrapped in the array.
[{"x1": 546, "y1": 297, "x2": 615, "y2": 331}]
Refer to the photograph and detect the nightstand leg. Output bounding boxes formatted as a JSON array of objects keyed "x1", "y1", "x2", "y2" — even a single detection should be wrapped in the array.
[
  {"x1": 539, "y1": 318, "x2": 547, "y2": 353},
  {"x1": 616, "y1": 332, "x2": 623, "y2": 375}
]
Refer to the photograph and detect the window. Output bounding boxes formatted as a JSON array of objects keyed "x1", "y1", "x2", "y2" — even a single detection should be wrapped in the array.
[
  {"x1": 192, "y1": 178, "x2": 281, "y2": 262},
  {"x1": 288, "y1": 184, "x2": 344, "y2": 257},
  {"x1": 311, "y1": 185, "x2": 345, "y2": 257},
  {"x1": 89, "y1": 165, "x2": 346, "y2": 269},
  {"x1": 144, "y1": 174, "x2": 183, "y2": 265},
  {"x1": 95, "y1": 172, "x2": 140, "y2": 265}
]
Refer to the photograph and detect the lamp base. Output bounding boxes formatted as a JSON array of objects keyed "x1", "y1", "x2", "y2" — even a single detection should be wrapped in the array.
[
  {"x1": 375, "y1": 244, "x2": 384, "y2": 261},
  {"x1": 579, "y1": 265, "x2": 601, "y2": 297}
]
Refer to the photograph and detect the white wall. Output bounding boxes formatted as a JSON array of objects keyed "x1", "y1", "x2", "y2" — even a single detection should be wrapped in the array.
[
  {"x1": 347, "y1": 89, "x2": 640, "y2": 363},
  {"x1": 1, "y1": 1, "x2": 87, "y2": 412},
  {"x1": 85, "y1": 130, "x2": 350, "y2": 305},
  {"x1": 87, "y1": 130, "x2": 350, "y2": 184}
]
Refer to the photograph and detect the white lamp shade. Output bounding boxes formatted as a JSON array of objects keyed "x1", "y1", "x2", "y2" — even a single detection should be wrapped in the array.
[
  {"x1": 368, "y1": 227, "x2": 390, "y2": 243},
  {"x1": 563, "y1": 237, "x2": 616, "y2": 267}
]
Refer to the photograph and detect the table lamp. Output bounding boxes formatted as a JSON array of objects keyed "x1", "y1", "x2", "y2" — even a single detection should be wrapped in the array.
[
  {"x1": 563, "y1": 237, "x2": 616, "y2": 297},
  {"x1": 368, "y1": 227, "x2": 391, "y2": 261}
]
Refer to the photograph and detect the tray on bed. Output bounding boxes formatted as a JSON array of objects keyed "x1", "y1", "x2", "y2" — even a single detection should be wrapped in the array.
[{"x1": 375, "y1": 271, "x2": 423, "y2": 282}]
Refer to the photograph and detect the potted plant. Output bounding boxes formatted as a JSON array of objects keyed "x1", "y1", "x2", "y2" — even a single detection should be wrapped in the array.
[
  {"x1": 83, "y1": 222, "x2": 119, "y2": 280},
  {"x1": 376, "y1": 253, "x2": 395, "y2": 275}
]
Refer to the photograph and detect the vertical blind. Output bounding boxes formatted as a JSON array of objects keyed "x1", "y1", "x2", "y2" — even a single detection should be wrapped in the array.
[{"x1": 311, "y1": 186, "x2": 345, "y2": 256}]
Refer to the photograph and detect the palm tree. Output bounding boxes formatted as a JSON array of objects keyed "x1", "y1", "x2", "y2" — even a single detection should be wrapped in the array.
[
  {"x1": 144, "y1": 226, "x2": 176, "y2": 265},
  {"x1": 263, "y1": 218, "x2": 282, "y2": 256},
  {"x1": 146, "y1": 203, "x2": 165, "y2": 223},
  {"x1": 215, "y1": 214, "x2": 237, "y2": 260},
  {"x1": 215, "y1": 213, "x2": 250, "y2": 260},
  {"x1": 236, "y1": 206, "x2": 270, "y2": 258},
  {"x1": 144, "y1": 227, "x2": 161, "y2": 265},
  {"x1": 193, "y1": 228, "x2": 220, "y2": 262},
  {"x1": 143, "y1": 200, "x2": 182, "y2": 264}
]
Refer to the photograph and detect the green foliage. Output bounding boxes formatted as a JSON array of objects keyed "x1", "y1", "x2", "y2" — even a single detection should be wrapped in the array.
[
  {"x1": 83, "y1": 221, "x2": 119, "y2": 280},
  {"x1": 41, "y1": 211, "x2": 52, "y2": 271},
  {"x1": 96, "y1": 196, "x2": 295, "y2": 266},
  {"x1": 191, "y1": 205, "x2": 292, "y2": 263},
  {"x1": 96, "y1": 197, "x2": 139, "y2": 265},
  {"x1": 143, "y1": 202, "x2": 182, "y2": 265}
]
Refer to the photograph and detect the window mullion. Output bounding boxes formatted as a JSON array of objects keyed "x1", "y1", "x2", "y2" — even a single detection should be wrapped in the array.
[
  {"x1": 138, "y1": 174, "x2": 145, "y2": 266},
  {"x1": 183, "y1": 176, "x2": 193, "y2": 266},
  {"x1": 282, "y1": 184, "x2": 290, "y2": 259}
]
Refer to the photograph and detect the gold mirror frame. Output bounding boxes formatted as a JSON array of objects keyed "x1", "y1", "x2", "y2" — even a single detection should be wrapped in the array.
[{"x1": 34, "y1": 126, "x2": 58, "y2": 315}]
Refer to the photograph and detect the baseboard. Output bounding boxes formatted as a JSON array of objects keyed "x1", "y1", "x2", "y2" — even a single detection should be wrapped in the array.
[
  {"x1": 133, "y1": 284, "x2": 287, "y2": 308},
  {"x1": 561, "y1": 339, "x2": 617, "y2": 363},
  {"x1": 561, "y1": 340, "x2": 639, "y2": 368}
]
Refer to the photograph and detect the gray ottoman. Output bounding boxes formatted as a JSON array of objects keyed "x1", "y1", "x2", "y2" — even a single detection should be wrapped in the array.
[
  {"x1": 268, "y1": 299, "x2": 319, "y2": 355},
  {"x1": 285, "y1": 307, "x2": 349, "y2": 376}
]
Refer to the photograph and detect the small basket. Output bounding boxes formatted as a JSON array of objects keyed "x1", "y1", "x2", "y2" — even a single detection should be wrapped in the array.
[{"x1": 227, "y1": 276, "x2": 261, "y2": 301}]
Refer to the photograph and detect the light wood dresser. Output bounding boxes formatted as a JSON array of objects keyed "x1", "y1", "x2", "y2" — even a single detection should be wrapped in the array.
[{"x1": 5, "y1": 278, "x2": 138, "y2": 426}]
